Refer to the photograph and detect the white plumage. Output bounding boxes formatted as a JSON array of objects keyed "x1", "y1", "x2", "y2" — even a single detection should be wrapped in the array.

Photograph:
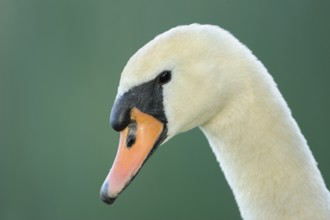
[{"x1": 116, "y1": 24, "x2": 330, "y2": 219}]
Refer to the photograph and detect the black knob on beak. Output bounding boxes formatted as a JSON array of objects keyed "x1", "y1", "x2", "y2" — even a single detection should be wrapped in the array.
[{"x1": 110, "y1": 96, "x2": 132, "y2": 131}]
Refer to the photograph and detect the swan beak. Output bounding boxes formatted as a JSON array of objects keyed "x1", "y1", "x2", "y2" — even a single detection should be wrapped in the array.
[{"x1": 100, "y1": 108, "x2": 165, "y2": 204}]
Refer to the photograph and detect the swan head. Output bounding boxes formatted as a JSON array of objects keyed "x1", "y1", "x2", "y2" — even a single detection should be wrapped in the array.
[{"x1": 100, "y1": 24, "x2": 249, "y2": 204}]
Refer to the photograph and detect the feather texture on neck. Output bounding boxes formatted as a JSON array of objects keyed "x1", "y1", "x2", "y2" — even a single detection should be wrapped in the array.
[{"x1": 200, "y1": 54, "x2": 330, "y2": 219}]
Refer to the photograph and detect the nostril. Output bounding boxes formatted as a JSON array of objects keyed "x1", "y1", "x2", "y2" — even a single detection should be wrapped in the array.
[{"x1": 126, "y1": 121, "x2": 137, "y2": 148}]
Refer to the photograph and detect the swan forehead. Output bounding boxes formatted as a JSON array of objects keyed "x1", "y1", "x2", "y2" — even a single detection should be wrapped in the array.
[
  {"x1": 117, "y1": 24, "x2": 222, "y2": 95},
  {"x1": 118, "y1": 45, "x2": 175, "y2": 96},
  {"x1": 117, "y1": 35, "x2": 178, "y2": 95}
]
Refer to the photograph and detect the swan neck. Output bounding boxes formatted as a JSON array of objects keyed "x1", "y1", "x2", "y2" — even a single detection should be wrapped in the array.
[{"x1": 200, "y1": 84, "x2": 330, "y2": 219}]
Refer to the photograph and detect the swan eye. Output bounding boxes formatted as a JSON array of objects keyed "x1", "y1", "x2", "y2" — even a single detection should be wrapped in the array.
[{"x1": 157, "y1": 70, "x2": 171, "y2": 85}]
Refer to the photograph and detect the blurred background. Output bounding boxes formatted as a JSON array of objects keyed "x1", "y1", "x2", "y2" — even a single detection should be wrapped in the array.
[{"x1": 1, "y1": 0, "x2": 329, "y2": 219}]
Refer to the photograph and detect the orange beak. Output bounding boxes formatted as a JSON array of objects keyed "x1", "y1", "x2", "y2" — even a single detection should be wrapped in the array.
[{"x1": 100, "y1": 108, "x2": 165, "y2": 204}]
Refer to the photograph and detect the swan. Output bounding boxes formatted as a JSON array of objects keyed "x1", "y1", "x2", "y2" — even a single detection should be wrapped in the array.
[{"x1": 100, "y1": 24, "x2": 330, "y2": 219}]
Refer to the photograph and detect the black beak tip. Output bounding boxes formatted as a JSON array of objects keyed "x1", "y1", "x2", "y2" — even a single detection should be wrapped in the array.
[
  {"x1": 101, "y1": 193, "x2": 116, "y2": 205},
  {"x1": 100, "y1": 181, "x2": 116, "y2": 205}
]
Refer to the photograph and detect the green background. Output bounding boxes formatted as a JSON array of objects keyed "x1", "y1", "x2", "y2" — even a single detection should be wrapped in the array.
[{"x1": 1, "y1": 1, "x2": 329, "y2": 219}]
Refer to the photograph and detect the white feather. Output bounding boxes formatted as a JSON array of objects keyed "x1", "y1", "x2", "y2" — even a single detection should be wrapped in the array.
[{"x1": 117, "y1": 24, "x2": 330, "y2": 219}]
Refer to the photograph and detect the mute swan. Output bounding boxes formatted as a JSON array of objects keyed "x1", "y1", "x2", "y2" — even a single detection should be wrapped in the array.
[{"x1": 100, "y1": 24, "x2": 330, "y2": 219}]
